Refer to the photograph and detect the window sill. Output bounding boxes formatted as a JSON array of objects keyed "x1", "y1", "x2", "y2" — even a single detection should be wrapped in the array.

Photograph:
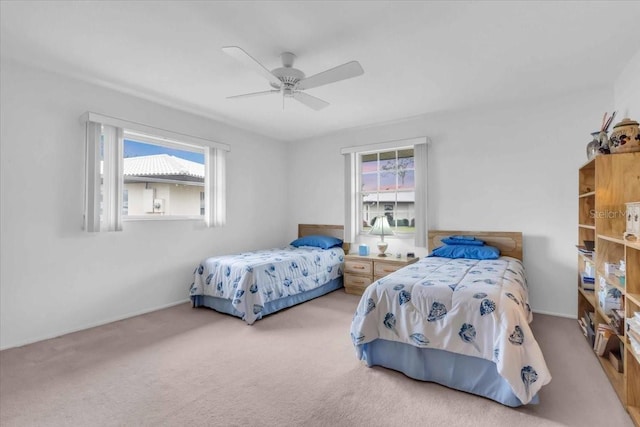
[
  {"x1": 123, "y1": 216, "x2": 204, "y2": 222},
  {"x1": 359, "y1": 232, "x2": 415, "y2": 240}
]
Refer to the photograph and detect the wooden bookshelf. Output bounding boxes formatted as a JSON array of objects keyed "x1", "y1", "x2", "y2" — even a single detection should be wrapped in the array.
[{"x1": 578, "y1": 152, "x2": 640, "y2": 426}]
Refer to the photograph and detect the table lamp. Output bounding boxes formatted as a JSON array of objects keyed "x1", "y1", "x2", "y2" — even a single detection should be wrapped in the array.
[{"x1": 369, "y1": 215, "x2": 394, "y2": 257}]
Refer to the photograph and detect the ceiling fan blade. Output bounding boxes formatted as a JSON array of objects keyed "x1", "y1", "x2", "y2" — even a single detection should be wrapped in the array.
[
  {"x1": 222, "y1": 46, "x2": 282, "y2": 88},
  {"x1": 227, "y1": 90, "x2": 280, "y2": 99},
  {"x1": 296, "y1": 61, "x2": 364, "y2": 90},
  {"x1": 292, "y1": 91, "x2": 329, "y2": 110}
]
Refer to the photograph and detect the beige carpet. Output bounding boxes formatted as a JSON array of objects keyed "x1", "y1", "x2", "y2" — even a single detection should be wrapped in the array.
[{"x1": 0, "y1": 290, "x2": 633, "y2": 427}]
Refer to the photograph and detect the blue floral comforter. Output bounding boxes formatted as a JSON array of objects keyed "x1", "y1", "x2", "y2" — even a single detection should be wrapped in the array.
[
  {"x1": 350, "y1": 256, "x2": 551, "y2": 404},
  {"x1": 190, "y1": 246, "x2": 344, "y2": 324}
]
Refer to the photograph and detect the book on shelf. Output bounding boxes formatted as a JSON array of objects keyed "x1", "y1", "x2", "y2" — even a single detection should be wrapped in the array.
[
  {"x1": 578, "y1": 318, "x2": 587, "y2": 336},
  {"x1": 628, "y1": 326, "x2": 640, "y2": 345},
  {"x1": 581, "y1": 274, "x2": 595, "y2": 282},
  {"x1": 593, "y1": 323, "x2": 618, "y2": 357},
  {"x1": 576, "y1": 245, "x2": 594, "y2": 257},
  {"x1": 581, "y1": 273, "x2": 595, "y2": 290},
  {"x1": 629, "y1": 333, "x2": 640, "y2": 360},
  {"x1": 583, "y1": 310, "x2": 594, "y2": 331},
  {"x1": 628, "y1": 316, "x2": 640, "y2": 336}
]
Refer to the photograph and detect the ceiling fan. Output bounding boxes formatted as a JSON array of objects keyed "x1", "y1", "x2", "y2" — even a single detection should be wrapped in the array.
[{"x1": 222, "y1": 46, "x2": 364, "y2": 110}]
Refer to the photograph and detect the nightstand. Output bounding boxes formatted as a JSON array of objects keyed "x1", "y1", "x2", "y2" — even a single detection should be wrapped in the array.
[{"x1": 343, "y1": 254, "x2": 419, "y2": 295}]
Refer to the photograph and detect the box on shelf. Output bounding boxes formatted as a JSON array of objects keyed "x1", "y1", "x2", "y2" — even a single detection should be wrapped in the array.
[{"x1": 583, "y1": 262, "x2": 595, "y2": 278}]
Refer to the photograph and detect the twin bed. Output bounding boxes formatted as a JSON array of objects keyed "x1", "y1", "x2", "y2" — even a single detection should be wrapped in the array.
[
  {"x1": 189, "y1": 224, "x2": 347, "y2": 325},
  {"x1": 190, "y1": 227, "x2": 550, "y2": 407}
]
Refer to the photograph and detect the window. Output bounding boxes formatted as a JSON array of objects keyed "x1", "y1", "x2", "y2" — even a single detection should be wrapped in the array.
[
  {"x1": 83, "y1": 112, "x2": 229, "y2": 232},
  {"x1": 360, "y1": 148, "x2": 415, "y2": 234},
  {"x1": 122, "y1": 135, "x2": 205, "y2": 219},
  {"x1": 342, "y1": 137, "x2": 428, "y2": 247}
]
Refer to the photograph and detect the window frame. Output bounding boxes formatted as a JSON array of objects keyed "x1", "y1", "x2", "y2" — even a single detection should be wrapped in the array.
[
  {"x1": 82, "y1": 112, "x2": 229, "y2": 232},
  {"x1": 121, "y1": 131, "x2": 206, "y2": 222},
  {"x1": 357, "y1": 146, "x2": 416, "y2": 237},
  {"x1": 341, "y1": 136, "x2": 428, "y2": 247}
]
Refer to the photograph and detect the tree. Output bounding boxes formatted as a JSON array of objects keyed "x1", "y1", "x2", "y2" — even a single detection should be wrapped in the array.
[{"x1": 381, "y1": 158, "x2": 412, "y2": 186}]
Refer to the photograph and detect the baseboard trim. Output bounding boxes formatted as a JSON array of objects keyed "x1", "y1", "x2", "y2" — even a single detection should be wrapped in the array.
[
  {"x1": 532, "y1": 309, "x2": 577, "y2": 319},
  {"x1": 0, "y1": 299, "x2": 190, "y2": 351},
  {"x1": 2, "y1": 302, "x2": 576, "y2": 350}
]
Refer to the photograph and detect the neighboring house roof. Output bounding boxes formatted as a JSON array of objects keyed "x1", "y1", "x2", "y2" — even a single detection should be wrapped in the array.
[{"x1": 124, "y1": 154, "x2": 204, "y2": 178}]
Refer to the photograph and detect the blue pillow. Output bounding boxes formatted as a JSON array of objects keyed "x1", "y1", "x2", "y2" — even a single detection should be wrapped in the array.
[
  {"x1": 448, "y1": 235, "x2": 480, "y2": 242},
  {"x1": 429, "y1": 245, "x2": 500, "y2": 260},
  {"x1": 441, "y1": 237, "x2": 485, "y2": 246},
  {"x1": 290, "y1": 235, "x2": 343, "y2": 250}
]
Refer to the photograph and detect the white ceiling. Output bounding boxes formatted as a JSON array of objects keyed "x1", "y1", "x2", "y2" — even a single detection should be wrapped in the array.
[{"x1": 2, "y1": 1, "x2": 639, "y2": 142}]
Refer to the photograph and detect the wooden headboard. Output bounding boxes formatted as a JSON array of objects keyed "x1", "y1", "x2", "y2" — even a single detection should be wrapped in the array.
[
  {"x1": 428, "y1": 230, "x2": 523, "y2": 261},
  {"x1": 298, "y1": 224, "x2": 349, "y2": 252}
]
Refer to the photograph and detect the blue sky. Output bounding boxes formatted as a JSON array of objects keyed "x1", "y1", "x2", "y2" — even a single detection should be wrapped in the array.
[{"x1": 124, "y1": 140, "x2": 204, "y2": 164}]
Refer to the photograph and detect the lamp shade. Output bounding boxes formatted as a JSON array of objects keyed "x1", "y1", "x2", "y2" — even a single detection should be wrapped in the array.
[{"x1": 369, "y1": 216, "x2": 394, "y2": 237}]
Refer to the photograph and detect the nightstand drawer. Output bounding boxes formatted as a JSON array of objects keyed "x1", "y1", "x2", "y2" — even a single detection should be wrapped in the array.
[
  {"x1": 344, "y1": 275, "x2": 373, "y2": 294},
  {"x1": 345, "y1": 259, "x2": 373, "y2": 275},
  {"x1": 374, "y1": 262, "x2": 404, "y2": 277}
]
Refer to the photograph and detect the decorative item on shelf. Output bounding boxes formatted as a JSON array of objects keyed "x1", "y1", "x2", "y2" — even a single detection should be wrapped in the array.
[
  {"x1": 369, "y1": 215, "x2": 394, "y2": 257},
  {"x1": 624, "y1": 201, "x2": 640, "y2": 241},
  {"x1": 586, "y1": 131, "x2": 601, "y2": 160},
  {"x1": 588, "y1": 111, "x2": 617, "y2": 156},
  {"x1": 597, "y1": 130, "x2": 610, "y2": 155},
  {"x1": 609, "y1": 118, "x2": 640, "y2": 154}
]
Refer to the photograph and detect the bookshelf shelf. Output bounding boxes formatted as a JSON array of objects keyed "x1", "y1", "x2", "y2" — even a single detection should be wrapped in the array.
[
  {"x1": 629, "y1": 343, "x2": 640, "y2": 366},
  {"x1": 628, "y1": 293, "x2": 640, "y2": 307},
  {"x1": 598, "y1": 234, "x2": 626, "y2": 245},
  {"x1": 626, "y1": 240, "x2": 640, "y2": 251},
  {"x1": 577, "y1": 152, "x2": 640, "y2": 425},
  {"x1": 596, "y1": 306, "x2": 612, "y2": 324},
  {"x1": 629, "y1": 407, "x2": 640, "y2": 427},
  {"x1": 597, "y1": 354, "x2": 625, "y2": 401},
  {"x1": 579, "y1": 253, "x2": 596, "y2": 264},
  {"x1": 595, "y1": 270, "x2": 626, "y2": 293},
  {"x1": 578, "y1": 287, "x2": 595, "y2": 307},
  {"x1": 579, "y1": 224, "x2": 596, "y2": 230}
]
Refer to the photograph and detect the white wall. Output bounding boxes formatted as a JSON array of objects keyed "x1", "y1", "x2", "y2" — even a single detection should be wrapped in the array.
[
  {"x1": 614, "y1": 49, "x2": 640, "y2": 119},
  {"x1": 287, "y1": 89, "x2": 612, "y2": 318},
  {"x1": 0, "y1": 61, "x2": 290, "y2": 349}
]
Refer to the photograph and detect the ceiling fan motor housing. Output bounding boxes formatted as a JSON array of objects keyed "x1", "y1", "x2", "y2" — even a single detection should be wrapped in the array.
[{"x1": 270, "y1": 52, "x2": 305, "y2": 91}]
